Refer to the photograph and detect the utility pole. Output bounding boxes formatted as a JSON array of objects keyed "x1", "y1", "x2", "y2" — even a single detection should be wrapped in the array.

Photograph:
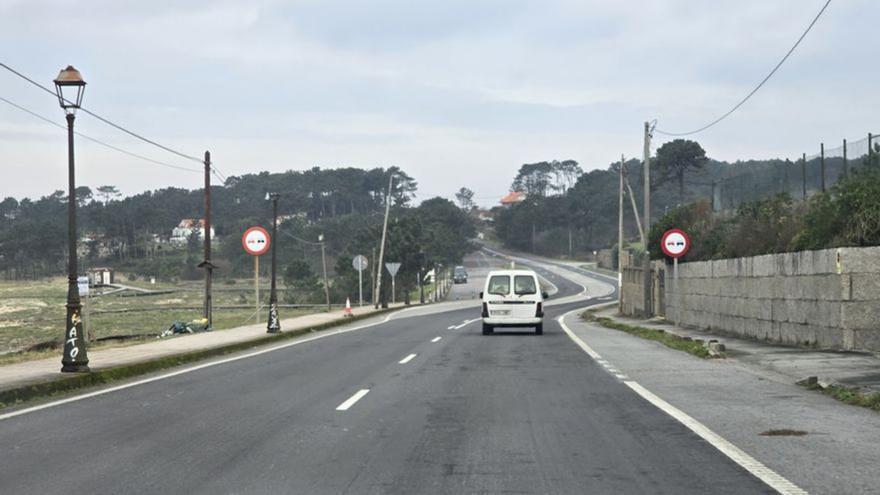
[
  {"x1": 374, "y1": 174, "x2": 394, "y2": 308},
  {"x1": 267, "y1": 193, "x2": 280, "y2": 333},
  {"x1": 802, "y1": 153, "x2": 807, "y2": 198},
  {"x1": 820, "y1": 143, "x2": 826, "y2": 192},
  {"x1": 642, "y1": 122, "x2": 652, "y2": 317},
  {"x1": 200, "y1": 150, "x2": 214, "y2": 329},
  {"x1": 843, "y1": 139, "x2": 848, "y2": 179},
  {"x1": 618, "y1": 154, "x2": 625, "y2": 309},
  {"x1": 320, "y1": 234, "x2": 330, "y2": 311}
]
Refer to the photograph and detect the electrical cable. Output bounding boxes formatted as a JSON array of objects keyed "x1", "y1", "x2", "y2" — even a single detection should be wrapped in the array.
[
  {"x1": 0, "y1": 95, "x2": 201, "y2": 173},
  {"x1": 1, "y1": 62, "x2": 204, "y2": 163},
  {"x1": 655, "y1": 0, "x2": 832, "y2": 137}
]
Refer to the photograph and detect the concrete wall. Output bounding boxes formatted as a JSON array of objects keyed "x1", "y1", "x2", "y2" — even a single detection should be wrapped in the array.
[
  {"x1": 597, "y1": 249, "x2": 615, "y2": 270},
  {"x1": 665, "y1": 246, "x2": 880, "y2": 351}
]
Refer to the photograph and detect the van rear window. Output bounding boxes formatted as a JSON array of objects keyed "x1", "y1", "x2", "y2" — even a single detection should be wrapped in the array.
[
  {"x1": 514, "y1": 275, "x2": 537, "y2": 295},
  {"x1": 487, "y1": 275, "x2": 510, "y2": 295}
]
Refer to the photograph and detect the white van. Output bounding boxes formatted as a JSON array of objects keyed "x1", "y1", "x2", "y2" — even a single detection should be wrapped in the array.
[{"x1": 480, "y1": 269, "x2": 548, "y2": 335}]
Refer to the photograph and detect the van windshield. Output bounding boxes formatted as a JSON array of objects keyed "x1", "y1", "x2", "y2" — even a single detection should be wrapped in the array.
[
  {"x1": 487, "y1": 275, "x2": 510, "y2": 295},
  {"x1": 514, "y1": 275, "x2": 537, "y2": 295}
]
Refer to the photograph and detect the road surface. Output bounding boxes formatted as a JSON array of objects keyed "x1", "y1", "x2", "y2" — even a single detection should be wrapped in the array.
[{"x1": 0, "y1": 251, "x2": 776, "y2": 494}]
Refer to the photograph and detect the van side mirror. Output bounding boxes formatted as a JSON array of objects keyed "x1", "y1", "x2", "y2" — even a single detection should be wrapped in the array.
[
  {"x1": 541, "y1": 291, "x2": 549, "y2": 299},
  {"x1": 479, "y1": 291, "x2": 484, "y2": 299}
]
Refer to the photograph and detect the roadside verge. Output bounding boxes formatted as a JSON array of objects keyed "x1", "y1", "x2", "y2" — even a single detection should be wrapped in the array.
[{"x1": 0, "y1": 308, "x2": 398, "y2": 412}]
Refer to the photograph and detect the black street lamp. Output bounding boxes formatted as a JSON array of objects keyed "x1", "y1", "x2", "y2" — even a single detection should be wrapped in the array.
[
  {"x1": 55, "y1": 66, "x2": 89, "y2": 373},
  {"x1": 266, "y1": 192, "x2": 281, "y2": 333}
]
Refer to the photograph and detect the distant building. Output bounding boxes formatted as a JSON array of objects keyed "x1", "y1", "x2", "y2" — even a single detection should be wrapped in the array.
[
  {"x1": 500, "y1": 191, "x2": 526, "y2": 207},
  {"x1": 171, "y1": 218, "x2": 215, "y2": 245},
  {"x1": 87, "y1": 267, "x2": 115, "y2": 286},
  {"x1": 476, "y1": 209, "x2": 494, "y2": 223}
]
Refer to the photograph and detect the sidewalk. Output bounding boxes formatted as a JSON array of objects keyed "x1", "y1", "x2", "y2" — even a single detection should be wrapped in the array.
[
  {"x1": 0, "y1": 304, "x2": 397, "y2": 393},
  {"x1": 565, "y1": 307, "x2": 880, "y2": 494},
  {"x1": 594, "y1": 305, "x2": 880, "y2": 393}
]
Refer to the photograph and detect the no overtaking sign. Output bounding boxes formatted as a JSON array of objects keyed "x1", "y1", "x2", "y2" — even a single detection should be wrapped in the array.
[{"x1": 661, "y1": 229, "x2": 690, "y2": 259}]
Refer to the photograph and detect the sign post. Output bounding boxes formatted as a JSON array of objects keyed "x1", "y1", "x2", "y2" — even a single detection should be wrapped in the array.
[
  {"x1": 660, "y1": 228, "x2": 691, "y2": 318},
  {"x1": 352, "y1": 254, "x2": 369, "y2": 307},
  {"x1": 243, "y1": 226, "x2": 271, "y2": 321},
  {"x1": 385, "y1": 262, "x2": 401, "y2": 304}
]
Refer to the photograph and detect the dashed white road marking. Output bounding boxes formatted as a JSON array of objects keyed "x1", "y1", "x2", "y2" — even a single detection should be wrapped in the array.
[
  {"x1": 447, "y1": 325, "x2": 456, "y2": 330},
  {"x1": 451, "y1": 318, "x2": 480, "y2": 329},
  {"x1": 431, "y1": 336, "x2": 442, "y2": 343},
  {"x1": 398, "y1": 353, "x2": 417, "y2": 364},
  {"x1": 336, "y1": 389, "x2": 370, "y2": 411},
  {"x1": 558, "y1": 309, "x2": 807, "y2": 495}
]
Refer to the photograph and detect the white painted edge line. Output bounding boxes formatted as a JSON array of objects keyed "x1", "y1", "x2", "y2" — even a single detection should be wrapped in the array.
[
  {"x1": 452, "y1": 318, "x2": 480, "y2": 330},
  {"x1": 431, "y1": 336, "x2": 442, "y2": 343},
  {"x1": 557, "y1": 309, "x2": 807, "y2": 495},
  {"x1": 336, "y1": 389, "x2": 370, "y2": 411},
  {"x1": 0, "y1": 312, "x2": 398, "y2": 422},
  {"x1": 447, "y1": 325, "x2": 456, "y2": 330},
  {"x1": 624, "y1": 382, "x2": 807, "y2": 495},
  {"x1": 398, "y1": 353, "x2": 417, "y2": 364}
]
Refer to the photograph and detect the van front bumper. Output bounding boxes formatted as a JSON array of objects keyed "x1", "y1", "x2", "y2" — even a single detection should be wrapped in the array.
[{"x1": 482, "y1": 316, "x2": 543, "y2": 327}]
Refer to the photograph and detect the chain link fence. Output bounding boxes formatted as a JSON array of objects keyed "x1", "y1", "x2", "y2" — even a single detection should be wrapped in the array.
[{"x1": 712, "y1": 132, "x2": 879, "y2": 211}]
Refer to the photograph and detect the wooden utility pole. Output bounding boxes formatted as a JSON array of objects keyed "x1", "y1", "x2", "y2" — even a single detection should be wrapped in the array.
[
  {"x1": 820, "y1": 143, "x2": 826, "y2": 192},
  {"x1": 374, "y1": 175, "x2": 394, "y2": 308},
  {"x1": 320, "y1": 235, "x2": 330, "y2": 311},
  {"x1": 802, "y1": 153, "x2": 807, "y2": 198},
  {"x1": 843, "y1": 139, "x2": 848, "y2": 179},
  {"x1": 618, "y1": 154, "x2": 625, "y2": 310},
  {"x1": 200, "y1": 151, "x2": 214, "y2": 328},
  {"x1": 642, "y1": 122, "x2": 652, "y2": 317}
]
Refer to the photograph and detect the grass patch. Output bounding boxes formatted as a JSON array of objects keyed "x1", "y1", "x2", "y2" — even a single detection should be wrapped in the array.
[
  {"x1": 803, "y1": 381, "x2": 880, "y2": 412},
  {"x1": 0, "y1": 307, "x2": 396, "y2": 411},
  {"x1": 582, "y1": 311, "x2": 712, "y2": 359}
]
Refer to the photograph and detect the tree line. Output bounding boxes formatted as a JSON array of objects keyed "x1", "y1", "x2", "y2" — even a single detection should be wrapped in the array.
[{"x1": 0, "y1": 166, "x2": 475, "y2": 304}]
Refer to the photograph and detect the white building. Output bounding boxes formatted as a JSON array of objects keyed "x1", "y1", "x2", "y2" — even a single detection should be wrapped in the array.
[{"x1": 171, "y1": 219, "x2": 215, "y2": 245}]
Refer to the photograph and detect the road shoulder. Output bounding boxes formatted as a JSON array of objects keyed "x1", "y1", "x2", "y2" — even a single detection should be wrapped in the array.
[{"x1": 562, "y1": 309, "x2": 880, "y2": 495}]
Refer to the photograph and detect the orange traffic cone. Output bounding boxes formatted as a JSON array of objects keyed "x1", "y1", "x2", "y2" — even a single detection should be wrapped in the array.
[{"x1": 344, "y1": 297, "x2": 354, "y2": 317}]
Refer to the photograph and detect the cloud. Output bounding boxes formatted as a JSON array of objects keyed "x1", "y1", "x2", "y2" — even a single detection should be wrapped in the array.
[{"x1": 0, "y1": 0, "x2": 877, "y2": 207}]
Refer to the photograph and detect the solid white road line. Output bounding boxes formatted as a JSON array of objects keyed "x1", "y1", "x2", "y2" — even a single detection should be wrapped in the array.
[
  {"x1": 558, "y1": 309, "x2": 807, "y2": 495},
  {"x1": 431, "y1": 336, "x2": 442, "y2": 343},
  {"x1": 336, "y1": 389, "x2": 370, "y2": 411},
  {"x1": 0, "y1": 313, "x2": 398, "y2": 422},
  {"x1": 398, "y1": 353, "x2": 417, "y2": 364},
  {"x1": 624, "y1": 381, "x2": 807, "y2": 495},
  {"x1": 447, "y1": 325, "x2": 456, "y2": 330}
]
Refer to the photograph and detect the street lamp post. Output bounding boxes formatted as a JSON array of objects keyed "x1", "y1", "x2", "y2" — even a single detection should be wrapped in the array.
[
  {"x1": 267, "y1": 193, "x2": 281, "y2": 333},
  {"x1": 55, "y1": 66, "x2": 89, "y2": 373}
]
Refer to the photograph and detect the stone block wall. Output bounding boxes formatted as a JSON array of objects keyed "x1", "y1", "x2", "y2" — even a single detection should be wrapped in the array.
[{"x1": 665, "y1": 246, "x2": 880, "y2": 351}]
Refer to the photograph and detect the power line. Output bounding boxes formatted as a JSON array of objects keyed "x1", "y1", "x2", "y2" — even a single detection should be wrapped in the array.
[
  {"x1": 655, "y1": 0, "x2": 832, "y2": 137},
  {"x1": 278, "y1": 227, "x2": 323, "y2": 246},
  {"x1": 0, "y1": 62, "x2": 204, "y2": 163},
  {"x1": 0, "y1": 95, "x2": 201, "y2": 173}
]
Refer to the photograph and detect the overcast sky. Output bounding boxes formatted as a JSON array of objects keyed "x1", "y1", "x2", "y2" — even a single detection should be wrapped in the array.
[{"x1": 0, "y1": 0, "x2": 875, "y2": 206}]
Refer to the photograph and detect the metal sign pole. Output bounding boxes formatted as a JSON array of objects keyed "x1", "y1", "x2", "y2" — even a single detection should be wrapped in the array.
[
  {"x1": 358, "y1": 266, "x2": 363, "y2": 307},
  {"x1": 674, "y1": 256, "x2": 679, "y2": 319},
  {"x1": 391, "y1": 275, "x2": 396, "y2": 304},
  {"x1": 254, "y1": 255, "x2": 260, "y2": 324}
]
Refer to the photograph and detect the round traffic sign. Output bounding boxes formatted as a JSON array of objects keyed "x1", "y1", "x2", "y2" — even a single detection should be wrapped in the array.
[
  {"x1": 242, "y1": 226, "x2": 271, "y2": 256},
  {"x1": 661, "y1": 228, "x2": 690, "y2": 258},
  {"x1": 352, "y1": 254, "x2": 368, "y2": 272}
]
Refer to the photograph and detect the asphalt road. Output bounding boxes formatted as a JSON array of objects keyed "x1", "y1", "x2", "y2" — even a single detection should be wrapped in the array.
[{"x1": 0, "y1": 251, "x2": 774, "y2": 494}]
